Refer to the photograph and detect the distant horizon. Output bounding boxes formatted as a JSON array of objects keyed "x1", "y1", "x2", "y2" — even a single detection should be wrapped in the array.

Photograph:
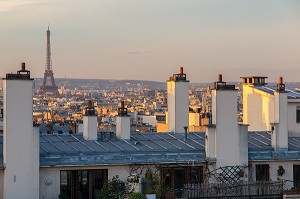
[{"x1": 32, "y1": 76, "x2": 300, "y2": 85}]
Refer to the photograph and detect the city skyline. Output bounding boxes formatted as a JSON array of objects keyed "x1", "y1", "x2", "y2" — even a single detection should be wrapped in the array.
[{"x1": 1, "y1": 0, "x2": 300, "y2": 83}]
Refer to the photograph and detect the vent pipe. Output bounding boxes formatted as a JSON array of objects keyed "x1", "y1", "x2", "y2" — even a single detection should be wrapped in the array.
[{"x1": 184, "y1": 126, "x2": 188, "y2": 141}]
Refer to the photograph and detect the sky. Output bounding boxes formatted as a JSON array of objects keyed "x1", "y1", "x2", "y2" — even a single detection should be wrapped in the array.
[{"x1": 0, "y1": 0, "x2": 300, "y2": 83}]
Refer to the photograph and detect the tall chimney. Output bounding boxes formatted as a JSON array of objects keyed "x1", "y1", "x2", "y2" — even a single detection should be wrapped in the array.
[
  {"x1": 166, "y1": 67, "x2": 189, "y2": 133},
  {"x1": 116, "y1": 101, "x2": 130, "y2": 139},
  {"x1": 208, "y1": 74, "x2": 248, "y2": 168},
  {"x1": 83, "y1": 100, "x2": 98, "y2": 140},
  {"x1": 3, "y1": 63, "x2": 39, "y2": 198},
  {"x1": 272, "y1": 77, "x2": 288, "y2": 151}
]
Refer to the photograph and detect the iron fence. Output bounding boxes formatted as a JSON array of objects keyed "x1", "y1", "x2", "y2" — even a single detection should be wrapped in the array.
[{"x1": 172, "y1": 181, "x2": 283, "y2": 199}]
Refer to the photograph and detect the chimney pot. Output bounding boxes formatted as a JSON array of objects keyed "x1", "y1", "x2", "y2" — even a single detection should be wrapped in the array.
[
  {"x1": 218, "y1": 74, "x2": 222, "y2": 82},
  {"x1": 121, "y1": 101, "x2": 125, "y2": 109},
  {"x1": 279, "y1": 77, "x2": 283, "y2": 85},
  {"x1": 180, "y1": 67, "x2": 183, "y2": 75},
  {"x1": 21, "y1": 63, "x2": 25, "y2": 71}
]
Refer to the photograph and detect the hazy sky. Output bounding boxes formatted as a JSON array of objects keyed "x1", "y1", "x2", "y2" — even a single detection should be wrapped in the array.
[{"x1": 1, "y1": 0, "x2": 300, "y2": 83}]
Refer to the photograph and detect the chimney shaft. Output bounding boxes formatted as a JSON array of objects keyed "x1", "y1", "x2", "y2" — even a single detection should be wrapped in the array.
[
  {"x1": 3, "y1": 65, "x2": 39, "y2": 198},
  {"x1": 180, "y1": 67, "x2": 183, "y2": 74},
  {"x1": 83, "y1": 99, "x2": 97, "y2": 140}
]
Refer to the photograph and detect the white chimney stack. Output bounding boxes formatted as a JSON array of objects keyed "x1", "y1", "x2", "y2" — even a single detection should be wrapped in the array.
[
  {"x1": 167, "y1": 67, "x2": 189, "y2": 133},
  {"x1": 83, "y1": 100, "x2": 98, "y2": 140},
  {"x1": 271, "y1": 77, "x2": 288, "y2": 151},
  {"x1": 206, "y1": 74, "x2": 248, "y2": 168},
  {"x1": 116, "y1": 101, "x2": 130, "y2": 139},
  {"x1": 3, "y1": 63, "x2": 39, "y2": 198}
]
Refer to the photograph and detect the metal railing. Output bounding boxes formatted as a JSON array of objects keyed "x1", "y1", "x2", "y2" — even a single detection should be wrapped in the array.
[{"x1": 174, "y1": 181, "x2": 283, "y2": 199}]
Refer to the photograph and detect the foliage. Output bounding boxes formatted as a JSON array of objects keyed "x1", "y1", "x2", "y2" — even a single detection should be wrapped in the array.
[
  {"x1": 143, "y1": 168, "x2": 155, "y2": 194},
  {"x1": 142, "y1": 168, "x2": 166, "y2": 199},
  {"x1": 129, "y1": 192, "x2": 145, "y2": 199},
  {"x1": 97, "y1": 175, "x2": 126, "y2": 199},
  {"x1": 58, "y1": 191, "x2": 68, "y2": 199}
]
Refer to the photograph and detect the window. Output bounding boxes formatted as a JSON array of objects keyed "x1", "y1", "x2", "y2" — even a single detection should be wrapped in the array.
[
  {"x1": 256, "y1": 164, "x2": 269, "y2": 181},
  {"x1": 297, "y1": 107, "x2": 300, "y2": 123},
  {"x1": 60, "y1": 169, "x2": 108, "y2": 199},
  {"x1": 294, "y1": 165, "x2": 300, "y2": 188}
]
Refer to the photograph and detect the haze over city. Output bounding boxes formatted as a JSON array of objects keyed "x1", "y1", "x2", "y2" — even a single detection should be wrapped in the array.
[{"x1": 1, "y1": 0, "x2": 300, "y2": 82}]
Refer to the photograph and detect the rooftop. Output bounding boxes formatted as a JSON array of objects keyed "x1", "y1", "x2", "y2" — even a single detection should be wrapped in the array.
[
  {"x1": 0, "y1": 132, "x2": 205, "y2": 167},
  {"x1": 253, "y1": 85, "x2": 300, "y2": 99},
  {"x1": 1, "y1": 131, "x2": 300, "y2": 167}
]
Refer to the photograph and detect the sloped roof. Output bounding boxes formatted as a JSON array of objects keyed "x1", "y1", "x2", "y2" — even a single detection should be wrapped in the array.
[
  {"x1": 0, "y1": 132, "x2": 206, "y2": 167},
  {"x1": 1, "y1": 131, "x2": 300, "y2": 167},
  {"x1": 253, "y1": 85, "x2": 300, "y2": 99}
]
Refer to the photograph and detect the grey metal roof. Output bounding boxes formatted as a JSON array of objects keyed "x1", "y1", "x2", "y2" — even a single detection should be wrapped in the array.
[
  {"x1": 248, "y1": 131, "x2": 300, "y2": 151},
  {"x1": 2, "y1": 131, "x2": 300, "y2": 167},
  {"x1": 248, "y1": 131, "x2": 300, "y2": 161},
  {"x1": 0, "y1": 132, "x2": 206, "y2": 167},
  {"x1": 39, "y1": 132, "x2": 206, "y2": 166},
  {"x1": 253, "y1": 85, "x2": 300, "y2": 99}
]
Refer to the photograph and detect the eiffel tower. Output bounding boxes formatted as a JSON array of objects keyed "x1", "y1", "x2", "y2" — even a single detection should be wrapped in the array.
[{"x1": 40, "y1": 26, "x2": 59, "y2": 95}]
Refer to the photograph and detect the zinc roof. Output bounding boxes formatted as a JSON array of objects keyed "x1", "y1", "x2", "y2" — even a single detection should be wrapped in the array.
[
  {"x1": 1, "y1": 131, "x2": 300, "y2": 167},
  {"x1": 253, "y1": 85, "x2": 300, "y2": 99}
]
